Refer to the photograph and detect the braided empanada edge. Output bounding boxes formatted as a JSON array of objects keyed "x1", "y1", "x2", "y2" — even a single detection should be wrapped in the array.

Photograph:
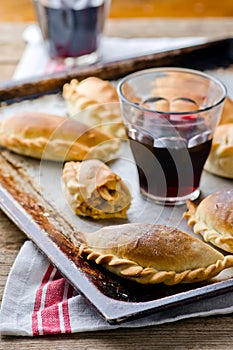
[{"x1": 78, "y1": 244, "x2": 233, "y2": 285}]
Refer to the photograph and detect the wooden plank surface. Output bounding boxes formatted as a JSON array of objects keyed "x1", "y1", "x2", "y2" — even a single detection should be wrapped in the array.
[
  {"x1": 1, "y1": 18, "x2": 233, "y2": 83},
  {"x1": 0, "y1": 18, "x2": 233, "y2": 349},
  {"x1": 105, "y1": 17, "x2": 233, "y2": 38},
  {"x1": 0, "y1": 0, "x2": 233, "y2": 21}
]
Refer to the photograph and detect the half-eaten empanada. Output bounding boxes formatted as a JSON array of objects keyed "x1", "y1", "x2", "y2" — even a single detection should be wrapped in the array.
[
  {"x1": 184, "y1": 189, "x2": 233, "y2": 253},
  {"x1": 62, "y1": 159, "x2": 131, "y2": 219},
  {"x1": 77, "y1": 223, "x2": 233, "y2": 285}
]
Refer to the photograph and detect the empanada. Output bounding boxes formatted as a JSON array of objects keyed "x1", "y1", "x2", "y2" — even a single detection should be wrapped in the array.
[
  {"x1": 62, "y1": 159, "x2": 131, "y2": 219},
  {"x1": 0, "y1": 112, "x2": 120, "y2": 162},
  {"x1": 219, "y1": 96, "x2": 233, "y2": 125},
  {"x1": 77, "y1": 223, "x2": 233, "y2": 285},
  {"x1": 63, "y1": 77, "x2": 126, "y2": 138},
  {"x1": 204, "y1": 123, "x2": 233, "y2": 178},
  {"x1": 184, "y1": 189, "x2": 233, "y2": 253}
]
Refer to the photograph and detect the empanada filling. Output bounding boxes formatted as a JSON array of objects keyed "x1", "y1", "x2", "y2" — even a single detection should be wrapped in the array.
[{"x1": 98, "y1": 185, "x2": 118, "y2": 201}]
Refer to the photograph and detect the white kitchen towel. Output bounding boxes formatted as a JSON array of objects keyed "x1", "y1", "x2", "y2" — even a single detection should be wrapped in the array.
[
  {"x1": 13, "y1": 24, "x2": 207, "y2": 80},
  {"x1": 1, "y1": 240, "x2": 233, "y2": 336}
]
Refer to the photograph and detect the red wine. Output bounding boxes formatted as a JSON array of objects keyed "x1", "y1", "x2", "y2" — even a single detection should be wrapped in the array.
[
  {"x1": 34, "y1": 1, "x2": 105, "y2": 59},
  {"x1": 128, "y1": 129, "x2": 212, "y2": 200}
]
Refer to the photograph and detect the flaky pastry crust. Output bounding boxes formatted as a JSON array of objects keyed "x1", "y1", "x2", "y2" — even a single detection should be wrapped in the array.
[
  {"x1": 62, "y1": 77, "x2": 126, "y2": 138},
  {"x1": 62, "y1": 160, "x2": 131, "y2": 219},
  {"x1": 77, "y1": 223, "x2": 233, "y2": 285},
  {"x1": 184, "y1": 190, "x2": 233, "y2": 253},
  {"x1": 0, "y1": 112, "x2": 120, "y2": 162}
]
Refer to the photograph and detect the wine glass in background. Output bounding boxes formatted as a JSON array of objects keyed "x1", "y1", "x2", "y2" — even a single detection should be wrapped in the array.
[{"x1": 32, "y1": 0, "x2": 111, "y2": 66}]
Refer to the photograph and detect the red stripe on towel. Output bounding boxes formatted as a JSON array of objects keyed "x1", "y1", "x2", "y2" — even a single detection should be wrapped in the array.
[
  {"x1": 32, "y1": 265, "x2": 75, "y2": 335},
  {"x1": 41, "y1": 270, "x2": 65, "y2": 334},
  {"x1": 41, "y1": 304, "x2": 61, "y2": 335},
  {"x1": 44, "y1": 274, "x2": 65, "y2": 308},
  {"x1": 62, "y1": 284, "x2": 74, "y2": 333},
  {"x1": 32, "y1": 264, "x2": 54, "y2": 336}
]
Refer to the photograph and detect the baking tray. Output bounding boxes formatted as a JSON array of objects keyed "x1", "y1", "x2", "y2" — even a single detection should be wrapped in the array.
[
  {"x1": 0, "y1": 37, "x2": 233, "y2": 324},
  {"x1": 1, "y1": 36, "x2": 233, "y2": 103}
]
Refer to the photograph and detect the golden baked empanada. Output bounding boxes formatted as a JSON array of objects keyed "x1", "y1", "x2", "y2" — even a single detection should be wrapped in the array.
[
  {"x1": 0, "y1": 112, "x2": 120, "y2": 162},
  {"x1": 78, "y1": 223, "x2": 233, "y2": 285},
  {"x1": 62, "y1": 160, "x2": 131, "y2": 219},
  {"x1": 204, "y1": 123, "x2": 233, "y2": 178},
  {"x1": 63, "y1": 77, "x2": 126, "y2": 138},
  {"x1": 184, "y1": 189, "x2": 233, "y2": 253},
  {"x1": 219, "y1": 96, "x2": 233, "y2": 125}
]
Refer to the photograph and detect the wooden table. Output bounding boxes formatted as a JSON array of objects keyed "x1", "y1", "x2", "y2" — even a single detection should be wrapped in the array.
[
  {"x1": 1, "y1": 18, "x2": 233, "y2": 349},
  {"x1": 1, "y1": 0, "x2": 233, "y2": 21}
]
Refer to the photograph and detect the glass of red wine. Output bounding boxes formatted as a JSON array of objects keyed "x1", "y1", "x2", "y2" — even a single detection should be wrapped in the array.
[
  {"x1": 32, "y1": 0, "x2": 110, "y2": 66},
  {"x1": 117, "y1": 67, "x2": 227, "y2": 205}
]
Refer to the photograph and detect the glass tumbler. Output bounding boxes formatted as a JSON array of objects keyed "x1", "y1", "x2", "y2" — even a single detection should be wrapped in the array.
[
  {"x1": 32, "y1": 0, "x2": 110, "y2": 66},
  {"x1": 117, "y1": 67, "x2": 227, "y2": 205}
]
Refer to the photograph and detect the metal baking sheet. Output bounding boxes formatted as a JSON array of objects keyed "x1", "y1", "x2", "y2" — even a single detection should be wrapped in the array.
[{"x1": 0, "y1": 38, "x2": 233, "y2": 324}]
